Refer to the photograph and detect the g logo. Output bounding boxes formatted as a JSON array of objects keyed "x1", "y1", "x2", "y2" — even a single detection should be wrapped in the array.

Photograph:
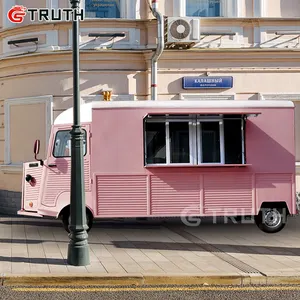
[
  {"x1": 7, "y1": 5, "x2": 27, "y2": 23},
  {"x1": 180, "y1": 204, "x2": 201, "y2": 227}
]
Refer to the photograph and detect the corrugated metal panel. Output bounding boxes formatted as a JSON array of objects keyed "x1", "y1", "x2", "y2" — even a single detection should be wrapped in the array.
[
  {"x1": 24, "y1": 166, "x2": 43, "y2": 211},
  {"x1": 42, "y1": 159, "x2": 90, "y2": 207},
  {"x1": 204, "y1": 173, "x2": 253, "y2": 214},
  {"x1": 96, "y1": 175, "x2": 148, "y2": 216},
  {"x1": 256, "y1": 173, "x2": 292, "y2": 184},
  {"x1": 150, "y1": 174, "x2": 200, "y2": 215}
]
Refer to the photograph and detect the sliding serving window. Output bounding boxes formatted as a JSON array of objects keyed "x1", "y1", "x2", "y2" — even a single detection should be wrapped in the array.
[{"x1": 144, "y1": 114, "x2": 245, "y2": 166}]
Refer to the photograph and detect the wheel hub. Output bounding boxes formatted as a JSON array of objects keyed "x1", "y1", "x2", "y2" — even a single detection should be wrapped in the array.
[{"x1": 264, "y1": 209, "x2": 281, "y2": 227}]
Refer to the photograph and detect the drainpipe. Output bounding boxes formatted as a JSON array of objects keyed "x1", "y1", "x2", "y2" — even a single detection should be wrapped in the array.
[{"x1": 150, "y1": 0, "x2": 164, "y2": 100}]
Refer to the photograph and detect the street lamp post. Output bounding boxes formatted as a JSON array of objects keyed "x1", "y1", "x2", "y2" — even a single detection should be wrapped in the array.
[{"x1": 67, "y1": 0, "x2": 90, "y2": 266}]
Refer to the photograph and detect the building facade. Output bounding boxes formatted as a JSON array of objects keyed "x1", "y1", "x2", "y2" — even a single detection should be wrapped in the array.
[{"x1": 0, "y1": 0, "x2": 300, "y2": 214}]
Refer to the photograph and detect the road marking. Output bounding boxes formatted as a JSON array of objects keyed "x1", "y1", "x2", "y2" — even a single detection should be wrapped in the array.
[{"x1": 12, "y1": 286, "x2": 300, "y2": 292}]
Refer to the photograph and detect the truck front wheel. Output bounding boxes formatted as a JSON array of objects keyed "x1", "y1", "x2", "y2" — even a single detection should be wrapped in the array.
[
  {"x1": 254, "y1": 207, "x2": 287, "y2": 233},
  {"x1": 62, "y1": 209, "x2": 93, "y2": 233}
]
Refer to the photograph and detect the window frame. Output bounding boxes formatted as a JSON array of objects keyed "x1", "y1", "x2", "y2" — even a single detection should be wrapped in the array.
[
  {"x1": 83, "y1": 0, "x2": 121, "y2": 19},
  {"x1": 2, "y1": 95, "x2": 53, "y2": 174},
  {"x1": 52, "y1": 129, "x2": 88, "y2": 158},
  {"x1": 143, "y1": 114, "x2": 246, "y2": 167},
  {"x1": 185, "y1": 0, "x2": 223, "y2": 17},
  {"x1": 173, "y1": 0, "x2": 240, "y2": 18},
  {"x1": 79, "y1": 0, "x2": 139, "y2": 19}
]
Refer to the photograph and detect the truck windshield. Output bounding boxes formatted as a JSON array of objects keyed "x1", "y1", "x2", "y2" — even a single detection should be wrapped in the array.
[{"x1": 53, "y1": 129, "x2": 87, "y2": 157}]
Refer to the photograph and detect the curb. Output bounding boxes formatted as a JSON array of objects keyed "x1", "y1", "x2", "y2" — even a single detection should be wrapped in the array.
[{"x1": 2, "y1": 273, "x2": 300, "y2": 287}]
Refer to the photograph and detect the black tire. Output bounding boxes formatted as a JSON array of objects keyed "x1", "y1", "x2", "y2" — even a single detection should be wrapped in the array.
[
  {"x1": 254, "y1": 207, "x2": 287, "y2": 233},
  {"x1": 62, "y1": 209, "x2": 93, "y2": 233}
]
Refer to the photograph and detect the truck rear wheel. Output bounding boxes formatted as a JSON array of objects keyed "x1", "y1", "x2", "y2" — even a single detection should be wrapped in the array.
[
  {"x1": 254, "y1": 207, "x2": 286, "y2": 233},
  {"x1": 62, "y1": 209, "x2": 93, "y2": 233}
]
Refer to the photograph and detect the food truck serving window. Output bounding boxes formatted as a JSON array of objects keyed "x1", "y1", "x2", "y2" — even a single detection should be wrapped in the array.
[
  {"x1": 144, "y1": 114, "x2": 246, "y2": 166},
  {"x1": 53, "y1": 129, "x2": 87, "y2": 158}
]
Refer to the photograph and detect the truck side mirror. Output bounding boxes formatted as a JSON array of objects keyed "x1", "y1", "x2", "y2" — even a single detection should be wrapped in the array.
[
  {"x1": 33, "y1": 140, "x2": 43, "y2": 166},
  {"x1": 34, "y1": 140, "x2": 40, "y2": 156}
]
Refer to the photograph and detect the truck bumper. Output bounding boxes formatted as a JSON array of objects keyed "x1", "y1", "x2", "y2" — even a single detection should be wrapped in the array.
[{"x1": 17, "y1": 209, "x2": 43, "y2": 218}]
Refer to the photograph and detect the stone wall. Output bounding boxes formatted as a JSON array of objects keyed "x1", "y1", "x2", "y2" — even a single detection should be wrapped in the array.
[{"x1": 0, "y1": 190, "x2": 21, "y2": 215}]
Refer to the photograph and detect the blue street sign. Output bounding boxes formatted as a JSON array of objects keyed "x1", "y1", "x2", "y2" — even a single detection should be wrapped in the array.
[{"x1": 182, "y1": 76, "x2": 233, "y2": 89}]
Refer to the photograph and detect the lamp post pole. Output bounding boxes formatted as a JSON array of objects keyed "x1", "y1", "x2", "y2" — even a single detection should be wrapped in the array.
[{"x1": 67, "y1": 0, "x2": 90, "y2": 266}]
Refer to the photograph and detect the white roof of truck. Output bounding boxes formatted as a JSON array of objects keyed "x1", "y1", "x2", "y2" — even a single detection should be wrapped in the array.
[{"x1": 54, "y1": 100, "x2": 294, "y2": 125}]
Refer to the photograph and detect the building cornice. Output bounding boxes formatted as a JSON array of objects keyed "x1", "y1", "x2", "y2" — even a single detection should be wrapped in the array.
[
  {"x1": 0, "y1": 48, "x2": 300, "y2": 79},
  {"x1": 0, "y1": 50, "x2": 148, "y2": 77},
  {"x1": 1, "y1": 48, "x2": 300, "y2": 69},
  {"x1": 0, "y1": 19, "x2": 150, "y2": 38},
  {"x1": 2, "y1": 17, "x2": 300, "y2": 38}
]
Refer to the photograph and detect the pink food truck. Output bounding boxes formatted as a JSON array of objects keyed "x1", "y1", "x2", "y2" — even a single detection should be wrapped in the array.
[{"x1": 18, "y1": 100, "x2": 297, "y2": 233}]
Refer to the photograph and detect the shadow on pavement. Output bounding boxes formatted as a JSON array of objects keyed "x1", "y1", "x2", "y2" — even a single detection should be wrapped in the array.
[
  {"x1": 111, "y1": 240, "x2": 300, "y2": 256},
  {"x1": 0, "y1": 256, "x2": 66, "y2": 265}
]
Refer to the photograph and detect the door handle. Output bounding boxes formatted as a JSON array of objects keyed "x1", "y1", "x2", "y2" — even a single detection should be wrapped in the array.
[{"x1": 48, "y1": 164, "x2": 57, "y2": 168}]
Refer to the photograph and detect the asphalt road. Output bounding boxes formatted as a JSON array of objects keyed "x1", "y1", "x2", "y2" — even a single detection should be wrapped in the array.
[{"x1": 1, "y1": 285, "x2": 300, "y2": 300}]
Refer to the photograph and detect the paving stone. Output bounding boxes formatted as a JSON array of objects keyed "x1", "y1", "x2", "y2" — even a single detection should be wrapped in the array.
[
  {"x1": 1, "y1": 215, "x2": 300, "y2": 277},
  {"x1": 137, "y1": 261, "x2": 164, "y2": 273},
  {"x1": 154, "y1": 261, "x2": 183, "y2": 273},
  {"x1": 100, "y1": 260, "x2": 126, "y2": 273},
  {"x1": 86, "y1": 262, "x2": 107, "y2": 273}
]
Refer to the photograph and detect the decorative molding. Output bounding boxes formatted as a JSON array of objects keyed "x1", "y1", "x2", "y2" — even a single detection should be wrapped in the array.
[
  {"x1": 2, "y1": 30, "x2": 59, "y2": 56},
  {"x1": 259, "y1": 26, "x2": 300, "y2": 48},
  {"x1": 179, "y1": 93, "x2": 235, "y2": 100},
  {"x1": 195, "y1": 26, "x2": 244, "y2": 48},
  {"x1": 82, "y1": 94, "x2": 135, "y2": 103},
  {"x1": 3, "y1": 95, "x2": 53, "y2": 166},
  {"x1": 69, "y1": 27, "x2": 140, "y2": 49},
  {"x1": 259, "y1": 93, "x2": 300, "y2": 101},
  {"x1": 0, "y1": 164, "x2": 23, "y2": 174}
]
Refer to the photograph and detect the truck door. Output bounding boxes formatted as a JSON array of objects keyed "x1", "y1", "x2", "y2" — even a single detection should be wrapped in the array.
[{"x1": 40, "y1": 124, "x2": 91, "y2": 208}]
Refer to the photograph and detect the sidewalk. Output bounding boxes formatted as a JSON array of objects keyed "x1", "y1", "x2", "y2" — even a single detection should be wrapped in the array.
[{"x1": 1, "y1": 214, "x2": 300, "y2": 286}]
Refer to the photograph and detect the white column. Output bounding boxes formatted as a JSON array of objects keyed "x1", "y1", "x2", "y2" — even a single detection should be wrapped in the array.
[
  {"x1": 46, "y1": 0, "x2": 59, "y2": 9},
  {"x1": 52, "y1": 0, "x2": 59, "y2": 9},
  {"x1": 173, "y1": 0, "x2": 185, "y2": 17},
  {"x1": 260, "y1": 0, "x2": 266, "y2": 17},
  {"x1": 134, "y1": 0, "x2": 141, "y2": 19},
  {"x1": 80, "y1": 0, "x2": 85, "y2": 10},
  {"x1": 3, "y1": 0, "x2": 16, "y2": 28},
  {"x1": 226, "y1": 0, "x2": 240, "y2": 17},
  {"x1": 126, "y1": 0, "x2": 140, "y2": 19},
  {"x1": 120, "y1": 0, "x2": 127, "y2": 18},
  {"x1": 254, "y1": 0, "x2": 265, "y2": 17}
]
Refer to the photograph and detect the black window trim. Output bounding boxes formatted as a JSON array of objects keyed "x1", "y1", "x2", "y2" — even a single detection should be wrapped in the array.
[
  {"x1": 143, "y1": 113, "x2": 247, "y2": 166},
  {"x1": 52, "y1": 129, "x2": 88, "y2": 158}
]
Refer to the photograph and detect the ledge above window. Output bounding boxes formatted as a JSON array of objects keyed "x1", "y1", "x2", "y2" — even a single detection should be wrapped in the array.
[{"x1": 0, "y1": 164, "x2": 23, "y2": 174}]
